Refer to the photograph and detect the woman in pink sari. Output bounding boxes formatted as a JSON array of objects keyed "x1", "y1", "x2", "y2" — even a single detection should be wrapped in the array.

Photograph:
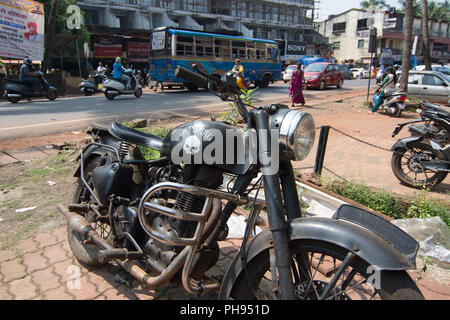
[{"x1": 288, "y1": 63, "x2": 305, "y2": 108}]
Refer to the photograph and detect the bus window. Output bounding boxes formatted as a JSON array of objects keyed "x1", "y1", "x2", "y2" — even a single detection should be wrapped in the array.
[
  {"x1": 248, "y1": 49, "x2": 256, "y2": 60},
  {"x1": 214, "y1": 39, "x2": 231, "y2": 59},
  {"x1": 195, "y1": 37, "x2": 213, "y2": 58},
  {"x1": 176, "y1": 35, "x2": 194, "y2": 56}
]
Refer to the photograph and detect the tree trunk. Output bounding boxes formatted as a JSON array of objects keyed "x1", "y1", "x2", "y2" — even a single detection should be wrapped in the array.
[
  {"x1": 421, "y1": 0, "x2": 431, "y2": 70},
  {"x1": 399, "y1": 0, "x2": 414, "y2": 92},
  {"x1": 42, "y1": 0, "x2": 59, "y2": 73}
]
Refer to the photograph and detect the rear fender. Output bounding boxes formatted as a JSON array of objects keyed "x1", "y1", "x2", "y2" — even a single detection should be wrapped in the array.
[{"x1": 218, "y1": 204, "x2": 418, "y2": 299}]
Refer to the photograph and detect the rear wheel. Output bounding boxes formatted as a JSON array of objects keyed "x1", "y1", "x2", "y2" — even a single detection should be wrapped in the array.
[
  {"x1": 7, "y1": 96, "x2": 21, "y2": 103},
  {"x1": 67, "y1": 156, "x2": 110, "y2": 266},
  {"x1": 337, "y1": 79, "x2": 343, "y2": 89},
  {"x1": 259, "y1": 74, "x2": 271, "y2": 88},
  {"x1": 46, "y1": 90, "x2": 57, "y2": 101},
  {"x1": 185, "y1": 83, "x2": 199, "y2": 92},
  {"x1": 391, "y1": 141, "x2": 448, "y2": 188}
]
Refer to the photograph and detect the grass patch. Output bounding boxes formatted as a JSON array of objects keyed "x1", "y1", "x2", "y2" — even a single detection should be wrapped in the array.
[
  {"x1": 122, "y1": 122, "x2": 172, "y2": 161},
  {"x1": 323, "y1": 178, "x2": 450, "y2": 226}
]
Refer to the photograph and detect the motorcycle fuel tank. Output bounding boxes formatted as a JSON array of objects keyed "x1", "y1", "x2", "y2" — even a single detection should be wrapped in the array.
[{"x1": 161, "y1": 120, "x2": 254, "y2": 175}]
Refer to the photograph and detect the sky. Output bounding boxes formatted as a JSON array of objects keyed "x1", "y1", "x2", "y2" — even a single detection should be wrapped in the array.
[{"x1": 316, "y1": 0, "x2": 401, "y2": 21}]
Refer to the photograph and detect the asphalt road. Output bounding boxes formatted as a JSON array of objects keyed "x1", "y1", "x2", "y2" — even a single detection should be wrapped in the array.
[{"x1": 0, "y1": 78, "x2": 372, "y2": 140}]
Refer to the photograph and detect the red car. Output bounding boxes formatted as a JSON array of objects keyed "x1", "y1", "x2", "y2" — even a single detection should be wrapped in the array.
[{"x1": 304, "y1": 62, "x2": 344, "y2": 90}]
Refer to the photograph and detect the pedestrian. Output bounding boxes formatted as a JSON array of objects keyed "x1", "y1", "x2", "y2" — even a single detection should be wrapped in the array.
[
  {"x1": 288, "y1": 62, "x2": 305, "y2": 108},
  {"x1": 97, "y1": 61, "x2": 106, "y2": 76}
]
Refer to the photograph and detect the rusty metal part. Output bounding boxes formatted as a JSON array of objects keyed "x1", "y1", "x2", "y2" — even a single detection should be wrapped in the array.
[{"x1": 58, "y1": 204, "x2": 188, "y2": 289}]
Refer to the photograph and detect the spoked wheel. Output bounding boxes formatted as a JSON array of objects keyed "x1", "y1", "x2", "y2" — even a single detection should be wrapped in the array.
[
  {"x1": 391, "y1": 141, "x2": 447, "y2": 189},
  {"x1": 229, "y1": 240, "x2": 423, "y2": 300},
  {"x1": 67, "y1": 156, "x2": 111, "y2": 266}
]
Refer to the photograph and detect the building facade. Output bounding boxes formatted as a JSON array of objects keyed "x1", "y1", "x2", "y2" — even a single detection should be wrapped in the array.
[
  {"x1": 77, "y1": 0, "x2": 328, "y2": 63},
  {"x1": 315, "y1": 8, "x2": 450, "y2": 65}
]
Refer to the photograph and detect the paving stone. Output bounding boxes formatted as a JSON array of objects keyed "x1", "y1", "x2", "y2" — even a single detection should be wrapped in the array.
[
  {"x1": 43, "y1": 244, "x2": 69, "y2": 264},
  {"x1": 22, "y1": 252, "x2": 48, "y2": 273},
  {"x1": 0, "y1": 152, "x2": 18, "y2": 166},
  {"x1": 0, "y1": 249, "x2": 16, "y2": 263},
  {"x1": 52, "y1": 227, "x2": 67, "y2": 243},
  {"x1": 0, "y1": 285, "x2": 13, "y2": 300},
  {"x1": 42, "y1": 287, "x2": 74, "y2": 300},
  {"x1": 34, "y1": 232, "x2": 59, "y2": 248},
  {"x1": 0, "y1": 259, "x2": 26, "y2": 283},
  {"x1": 67, "y1": 276, "x2": 100, "y2": 300},
  {"x1": 31, "y1": 269, "x2": 60, "y2": 292},
  {"x1": 17, "y1": 239, "x2": 38, "y2": 254},
  {"x1": 8, "y1": 276, "x2": 38, "y2": 300}
]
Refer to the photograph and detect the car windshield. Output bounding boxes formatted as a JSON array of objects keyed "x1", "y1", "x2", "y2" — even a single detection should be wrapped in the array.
[
  {"x1": 286, "y1": 66, "x2": 297, "y2": 70},
  {"x1": 304, "y1": 64, "x2": 326, "y2": 72},
  {"x1": 434, "y1": 66, "x2": 450, "y2": 75}
]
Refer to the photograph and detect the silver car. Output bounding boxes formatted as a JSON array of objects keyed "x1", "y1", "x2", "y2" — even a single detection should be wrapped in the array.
[{"x1": 396, "y1": 70, "x2": 449, "y2": 105}]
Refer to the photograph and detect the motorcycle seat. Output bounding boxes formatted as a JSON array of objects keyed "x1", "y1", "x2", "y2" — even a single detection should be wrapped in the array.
[
  {"x1": 6, "y1": 79, "x2": 34, "y2": 87},
  {"x1": 108, "y1": 122, "x2": 164, "y2": 151}
]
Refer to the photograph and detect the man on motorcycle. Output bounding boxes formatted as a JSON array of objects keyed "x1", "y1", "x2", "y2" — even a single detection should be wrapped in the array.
[
  {"x1": 369, "y1": 66, "x2": 398, "y2": 114},
  {"x1": 231, "y1": 59, "x2": 248, "y2": 90},
  {"x1": 113, "y1": 57, "x2": 131, "y2": 90},
  {"x1": 19, "y1": 58, "x2": 41, "y2": 94}
]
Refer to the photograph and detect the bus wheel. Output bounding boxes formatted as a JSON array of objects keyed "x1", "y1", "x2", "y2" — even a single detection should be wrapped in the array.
[
  {"x1": 185, "y1": 83, "x2": 198, "y2": 92},
  {"x1": 259, "y1": 74, "x2": 271, "y2": 88}
]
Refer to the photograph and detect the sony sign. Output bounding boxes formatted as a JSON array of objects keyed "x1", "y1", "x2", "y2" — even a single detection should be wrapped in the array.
[{"x1": 286, "y1": 41, "x2": 307, "y2": 56}]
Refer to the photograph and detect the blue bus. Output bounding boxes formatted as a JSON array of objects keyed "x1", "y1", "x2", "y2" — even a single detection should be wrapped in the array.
[{"x1": 149, "y1": 27, "x2": 281, "y2": 91}]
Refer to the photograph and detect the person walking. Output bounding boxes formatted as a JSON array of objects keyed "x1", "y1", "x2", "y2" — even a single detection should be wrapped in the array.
[
  {"x1": 288, "y1": 62, "x2": 305, "y2": 108},
  {"x1": 97, "y1": 62, "x2": 106, "y2": 76}
]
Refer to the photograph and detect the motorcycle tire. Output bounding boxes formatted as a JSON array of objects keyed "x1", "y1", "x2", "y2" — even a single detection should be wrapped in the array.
[
  {"x1": 228, "y1": 240, "x2": 424, "y2": 300},
  {"x1": 7, "y1": 96, "x2": 21, "y2": 103},
  {"x1": 391, "y1": 141, "x2": 448, "y2": 189},
  {"x1": 105, "y1": 90, "x2": 116, "y2": 100},
  {"x1": 67, "y1": 156, "x2": 108, "y2": 267},
  {"x1": 134, "y1": 88, "x2": 143, "y2": 97},
  {"x1": 46, "y1": 90, "x2": 57, "y2": 101}
]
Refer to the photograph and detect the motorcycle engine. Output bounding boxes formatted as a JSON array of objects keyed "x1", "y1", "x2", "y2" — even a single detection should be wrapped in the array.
[{"x1": 141, "y1": 164, "x2": 224, "y2": 277}]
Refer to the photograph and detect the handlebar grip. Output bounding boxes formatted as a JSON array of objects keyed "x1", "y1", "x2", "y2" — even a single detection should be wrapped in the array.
[{"x1": 174, "y1": 66, "x2": 208, "y2": 88}]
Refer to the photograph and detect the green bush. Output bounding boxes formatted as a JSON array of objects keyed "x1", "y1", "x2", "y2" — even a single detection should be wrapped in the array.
[{"x1": 123, "y1": 122, "x2": 172, "y2": 160}]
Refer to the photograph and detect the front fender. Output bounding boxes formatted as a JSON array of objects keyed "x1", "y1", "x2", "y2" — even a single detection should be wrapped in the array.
[{"x1": 219, "y1": 205, "x2": 418, "y2": 299}]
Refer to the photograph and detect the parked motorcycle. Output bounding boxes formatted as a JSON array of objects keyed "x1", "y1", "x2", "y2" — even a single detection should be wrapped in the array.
[
  {"x1": 101, "y1": 69, "x2": 143, "y2": 100},
  {"x1": 369, "y1": 87, "x2": 407, "y2": 117},
  {"x1": 79, "y1": 72, "x2": 107, "y2": 96},
  {"x1": 4, "y1": 71, "x2": 57, "y2": 103},
  {"x1": 391, "y1": 101, "x2": 449, "y2": 188},
  {"x1": 59, "y1": 64, "x2": 424, "y2": 300}
]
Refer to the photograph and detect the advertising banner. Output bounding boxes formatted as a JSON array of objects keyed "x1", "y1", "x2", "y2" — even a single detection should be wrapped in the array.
[
  {"x1": 0, "y1": 0, "x2": 45, "y2": 61},
  {"x1": 151, "y1": 31, "x2": 165, "y2": 50},
  {"x1": 284, "y1": 41, "x2": 307, "y2": 61},
  {"x1": 127, "y1": 40, "x2": 150, "y2": 62},
  {"x1": 93, "y1": 36, "x2": 123, "y2": 58}
]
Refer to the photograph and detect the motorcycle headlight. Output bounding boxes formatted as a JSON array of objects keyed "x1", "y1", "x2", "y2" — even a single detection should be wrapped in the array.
[{"x1": 278, "y1": 110, "x2": 316, "y2": 161}]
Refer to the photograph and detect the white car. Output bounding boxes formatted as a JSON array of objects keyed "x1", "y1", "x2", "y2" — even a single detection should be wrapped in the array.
[
  {"x1": 282, "y1": 65, "x2": 297, "y2": 83},
  {"x1": 350, "y1": 68, "x2": 369, "y2": 79}
]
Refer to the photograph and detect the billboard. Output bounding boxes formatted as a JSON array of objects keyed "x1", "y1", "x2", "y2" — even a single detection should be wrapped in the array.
[
  {"x1": 284, "y1": 41, "x2": 307, "y2": 61},
  {"x1": 127, "y1": 40, "x2": 150, "y2": 62},
  {"x1": 0, "y1": 0, "x2": 45, "y2": 61},
  {"x1": 92, "y1": 36, "x2": 123, "y2": 58}
]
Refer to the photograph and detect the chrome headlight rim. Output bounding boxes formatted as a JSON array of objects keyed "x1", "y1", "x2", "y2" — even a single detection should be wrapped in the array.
[{"x1": 278, "y1": 110, "x2": 315, "y2": 161}]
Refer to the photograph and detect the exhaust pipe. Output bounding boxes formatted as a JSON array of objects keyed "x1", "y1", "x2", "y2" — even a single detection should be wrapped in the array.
[{"x1": 57, "y1": 204, "x2": 187, "y2": 288}]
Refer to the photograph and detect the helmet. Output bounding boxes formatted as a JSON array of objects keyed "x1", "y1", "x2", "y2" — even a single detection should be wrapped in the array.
[{"x1": 24, "y1": 58, "x2": 32, "y2": 66}]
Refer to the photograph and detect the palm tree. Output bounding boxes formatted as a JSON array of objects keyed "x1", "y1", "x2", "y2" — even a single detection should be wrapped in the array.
[
  {"x1": 399, "y1": 0, "x2": 414, "y2": 92},
  {"x1": 421, "y1": 0, "x2": 431, "y2": 70},
  {"x1": 398, "y1": 0, "x2": 422, "y2": 17},
  {"x1": 360, "y1": 0, "x2": 389, "y2": 10}
]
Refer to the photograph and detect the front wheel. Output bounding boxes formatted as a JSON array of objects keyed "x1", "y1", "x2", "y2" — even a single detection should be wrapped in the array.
[
  {"x1": 229, "y1": 240, "x2": 423, "y2": 300},
  {"x1": 134, "y1": 87, "x2": 143, "y2": 97},
  {"x1": 391, "y1": 141, "x2": 448, "y2": 189},
  {"x1": 104, "y1": 90, "x2": 116, "y2": 100}
]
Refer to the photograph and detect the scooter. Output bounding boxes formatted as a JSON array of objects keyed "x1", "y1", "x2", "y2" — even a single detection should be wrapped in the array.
[
  {"x1": 4, "y1": 71, "x2": 57, "y2": 103},
  {"x1": 369, "y1": 87, "x2": 407, "y2": 117},
  {"x1": 79, "y1": 72, "x2": 107, "y2": 96},
  {"x1": 101, "y1": 69, "x2": 143, "y2": 100}
]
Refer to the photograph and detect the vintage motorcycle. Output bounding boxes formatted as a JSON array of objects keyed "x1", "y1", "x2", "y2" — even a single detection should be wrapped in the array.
[
  {"x1": 391, "y1": 101, "x2": 449, "y2": 188},
  {"x1": 59, "y1": 64, "x2": 424, "y2": 300}
]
